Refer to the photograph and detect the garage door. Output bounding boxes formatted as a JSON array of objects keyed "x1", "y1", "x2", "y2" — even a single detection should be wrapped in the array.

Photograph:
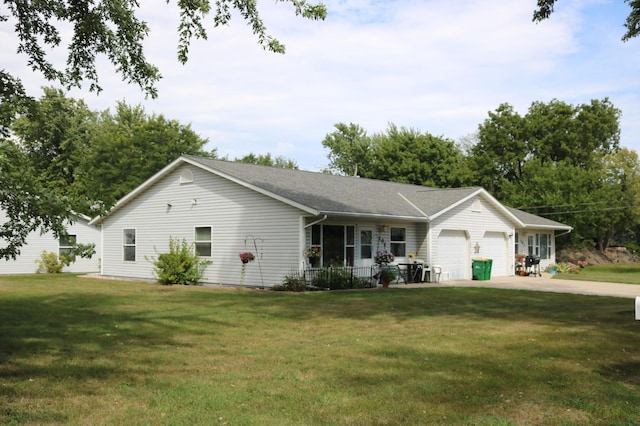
[
  {"x1": 482, "y1": 232, "x2": 507, "y2": 277},
  {"x1": 437, "y1": 230, "x2": 469, "y2": 280}
]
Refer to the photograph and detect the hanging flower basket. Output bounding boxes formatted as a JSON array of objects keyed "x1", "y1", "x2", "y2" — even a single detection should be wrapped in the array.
[
  {"x1": 374, "y1": 250, "x2": 394, "y2": 265},
  {"x1": 304, "y1": 247, "x2": 322, "y2": 259},
  {"x1": 239, "y1": 252, "x2": 255, "y2": 264}
]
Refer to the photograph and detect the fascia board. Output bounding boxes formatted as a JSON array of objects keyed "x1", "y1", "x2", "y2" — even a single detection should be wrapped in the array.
[{"x1": 319, "y1": 211, "x2": 428, "y2": 222}]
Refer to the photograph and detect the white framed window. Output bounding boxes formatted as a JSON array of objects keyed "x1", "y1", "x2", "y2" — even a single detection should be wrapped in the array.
[
  {"x1": 537, "y1": 233, "x2": 551, "y2": 259},
  {"x1": 123, "y1": 229, "x2": 136, "y2": 262},
  {"x1": 195, "y1": 226, "x2": 212, "y2": 257},
  {"x1": 390, "y1": 227, "x2": 406, "y2": 257},
  {"x1": 59, "y1": 234, "x2": 77, "y2": 262},
  {"x1": 527, "y1": 233, "x2": 551, "y2": 259}
]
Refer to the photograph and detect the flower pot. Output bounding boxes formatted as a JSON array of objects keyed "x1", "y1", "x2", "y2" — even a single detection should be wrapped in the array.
[{"x1": 382, "y1": 282, "x2": 389, "y2": 288}]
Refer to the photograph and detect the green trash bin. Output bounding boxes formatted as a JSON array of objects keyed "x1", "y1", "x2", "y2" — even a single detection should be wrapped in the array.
[{"x1": 472, "y1": 258, "x2": 493, "y2": 281}]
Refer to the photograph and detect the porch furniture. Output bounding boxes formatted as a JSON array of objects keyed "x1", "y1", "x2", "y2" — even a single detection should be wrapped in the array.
[
  {"x1": 381, "y1": 264, "x2": 407, "y2": 285},
  {"x1": 398, "y1": 262, "x2": 427, "y2": 283},
  {"x1": 432, "y1": 265, "x2": 442, "y2": 283}
]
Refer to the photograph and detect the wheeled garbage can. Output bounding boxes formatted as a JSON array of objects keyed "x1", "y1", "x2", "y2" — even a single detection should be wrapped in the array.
[{"x1": 472, "y1": 258, "x2": 493, "y2": 281}]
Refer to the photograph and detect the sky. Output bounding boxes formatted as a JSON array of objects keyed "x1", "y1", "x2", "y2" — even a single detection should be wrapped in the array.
[{"x1": 3, "y1": 0, "x2": 640, "y2": 171}]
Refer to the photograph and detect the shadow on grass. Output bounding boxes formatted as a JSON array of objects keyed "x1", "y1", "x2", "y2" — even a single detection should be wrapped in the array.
[{"x1": 1, "y1": 276, "x2": 639, "y2": 424}]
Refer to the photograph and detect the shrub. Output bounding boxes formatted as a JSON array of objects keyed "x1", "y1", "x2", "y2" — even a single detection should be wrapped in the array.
[
  {"x1": 35, "y1": 251, "x2": 71, "y2": 274},
  {"x1": 546, "y1": 262, "x2": 581, "y2": 274},
  {"x1": 274, "y1": 275, "x2": 307, "y2": 292},
  {"x1": 150, "y1": 237, "x2": 212, "y2": 285}
]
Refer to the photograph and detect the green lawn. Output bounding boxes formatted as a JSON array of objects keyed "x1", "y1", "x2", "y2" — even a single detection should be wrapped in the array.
[
  {"x1": 1, "y1": 274, "x2": 639, "y2": 425},
  {"x1": 554, "y1": 263, "x2": 640, "y2": 284}
]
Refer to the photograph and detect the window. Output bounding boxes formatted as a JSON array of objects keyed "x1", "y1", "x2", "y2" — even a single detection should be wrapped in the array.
[
  {"x1": 345, "y1": 226, "x2": 355, "y2": 266},
  {"x1": 59, "y1": 234, "x2": 77, "y2": 262},
  {"x1": 390, "y1": 227, "x2": 406, "y2": 257},
  {"x1": 526, "y1": 233, "x2": 551, "y2": 259},
  {"x1": 123, "y1": 229, "x2": 136, "y2": 262},
  {"x1": 195, "y1": 226, "x2": 212, "y2": 257},
  {"x1": 537, "y1": 233, "x2": 551, "y2": 259}
]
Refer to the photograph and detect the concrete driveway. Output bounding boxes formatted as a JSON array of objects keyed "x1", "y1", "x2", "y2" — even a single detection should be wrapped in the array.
[{"x1": 403, "y1": 272, "x2": 640, "y2": 299}]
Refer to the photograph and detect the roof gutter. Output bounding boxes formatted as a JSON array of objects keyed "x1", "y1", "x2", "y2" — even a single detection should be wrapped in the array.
[
  {"x1": 555, "y1": 228, "x2": 573, "y2": 238},
  {"x1": 304, "y1": 215, "x2": 328, "y2": 228}
]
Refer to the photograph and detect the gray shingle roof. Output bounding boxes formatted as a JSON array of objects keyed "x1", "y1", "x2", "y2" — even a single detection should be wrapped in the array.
[
  {"x1": 507, "y1": 207, "x2": 572, "y2": 230},
  {"x1": 185, "y1": 155, "x2": 485, "y2": 219},
  {"x1": 92, "y1": 154, "x2": 570, "y2": 231}
]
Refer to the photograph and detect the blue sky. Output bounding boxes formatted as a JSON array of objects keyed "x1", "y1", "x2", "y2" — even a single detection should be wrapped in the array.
[{"x1": 3, "y1": 0, "x2": 639, "y2": 171}]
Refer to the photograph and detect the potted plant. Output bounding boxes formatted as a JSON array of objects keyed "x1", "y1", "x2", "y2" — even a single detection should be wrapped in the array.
[{"x1": 379, "y1": 267, "x2": 397, "y2": 288}]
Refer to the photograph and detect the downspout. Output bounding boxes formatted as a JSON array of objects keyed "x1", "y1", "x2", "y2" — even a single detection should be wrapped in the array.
[
  {"x1": 555, "y1": 229, "x2": 572, "y2": 238},
  {"x1": 304, "y1": 215, "x2": 328, "y2": 228}
]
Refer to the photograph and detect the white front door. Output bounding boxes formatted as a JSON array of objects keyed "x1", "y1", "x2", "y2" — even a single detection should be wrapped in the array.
[{"x1": 359, "y1": 227, "x2": 374, "y2": 268}]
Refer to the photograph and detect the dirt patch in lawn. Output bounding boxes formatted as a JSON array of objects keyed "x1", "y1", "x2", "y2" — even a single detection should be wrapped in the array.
[{"x1": 557, "y1": 246, "x2": 640, "y2": 265}]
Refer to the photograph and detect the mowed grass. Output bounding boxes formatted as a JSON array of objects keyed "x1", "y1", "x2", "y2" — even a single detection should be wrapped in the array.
[
  {"x1": 1, "y1": 274, "x2": 639, "y2": 425},
  {"x1": 554, "y1": 263, "x2": 640, "y2": 284}
]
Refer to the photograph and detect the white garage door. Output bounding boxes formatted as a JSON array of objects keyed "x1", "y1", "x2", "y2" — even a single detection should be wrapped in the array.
[
  {"x1": 482, "y1": 232, "x2": 507, "y2": 277},
  {"x1": 437, "y1": 230, "x2": 469, "y2": 281}
]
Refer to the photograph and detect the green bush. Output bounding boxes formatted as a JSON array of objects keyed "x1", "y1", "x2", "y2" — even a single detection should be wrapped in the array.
[
  {"x1": 274, "y1": 275, "x2": 307, "y2": 292},
  {"x1": 150, "y1": 237, "x2": 212, "y2": 285},
  {"x1": 35, "y1": 251, "x2": 70, "y2": 274}
]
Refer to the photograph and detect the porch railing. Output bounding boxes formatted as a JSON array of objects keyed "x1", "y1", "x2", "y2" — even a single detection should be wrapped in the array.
[{"x1": 292, "y1": 265, "x2": 378, "y2": 290}]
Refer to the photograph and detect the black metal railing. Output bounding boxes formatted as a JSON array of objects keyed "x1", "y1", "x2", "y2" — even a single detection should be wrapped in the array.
[{"x1": 292, "y1": 266, "x2": 377, "y2": 290}]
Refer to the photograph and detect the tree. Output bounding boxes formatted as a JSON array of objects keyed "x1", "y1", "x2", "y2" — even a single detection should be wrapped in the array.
[
  {"x1": 235, "y1": 153, "x2": 298, "y2": 169},
  {"x1": 0, "y1": 140, "x2": 71, "y2": 260},
  {"x1": 469, "y1": 103, "x2": 529, "y2": 195},
  {"x1": 322, "y1": 122, "x2": 471, "y2": 187},
  {"x1": 469, "y1": 98, "x2": 621, "y2": 199},
  {"x1": 321, "y1": 123, "x2": 372, "y2": 176},
  {"x1": 11, "y1": 87, "x2": 97, "y2": 196},
  {"x1": 10, "y1": 92, "x2": 213, "y2": 212},
  {"x1": 366, "y1": 124, "x2": 471, "y2": 188},
  {"x1": 533, "y1": 1, "x2": 640, "y2": 41},
  {"x1": 468, "y1": 98, "x2": 630, "y2": 251},
  {"x1": 73, "y1": 102, "x2": 213, "y2": 208}
]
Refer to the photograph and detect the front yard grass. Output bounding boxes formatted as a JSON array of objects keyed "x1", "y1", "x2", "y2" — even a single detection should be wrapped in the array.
[
  {"x1": 1, "y1": 273, "x2": 639, "y2": 425},
  {"x1": 554, "y1": 263, "x2": 640, "y2": 284}
]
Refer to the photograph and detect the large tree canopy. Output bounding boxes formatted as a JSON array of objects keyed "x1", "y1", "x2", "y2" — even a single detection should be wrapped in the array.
[
  {"x1": 469, "y1": 98, "x2": 632, "y2": 251},
  {"x1": 322, "y1": 122, "x2": 471, "y2": 188},
  {"x1": 469, "y1": 98, "x2": 621, "y2": 197}
]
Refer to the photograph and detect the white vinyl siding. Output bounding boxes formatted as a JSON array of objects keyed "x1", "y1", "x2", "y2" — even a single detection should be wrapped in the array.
[
  {"x1": 431, "y1": 196, "x2": 514, "y2": 279},
  {"x1": 100, "y1": 165, "x2": 304, "y2": 285},
  {"x1": 0, "y1": 210, "x2": 101, "y2": 274}
]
